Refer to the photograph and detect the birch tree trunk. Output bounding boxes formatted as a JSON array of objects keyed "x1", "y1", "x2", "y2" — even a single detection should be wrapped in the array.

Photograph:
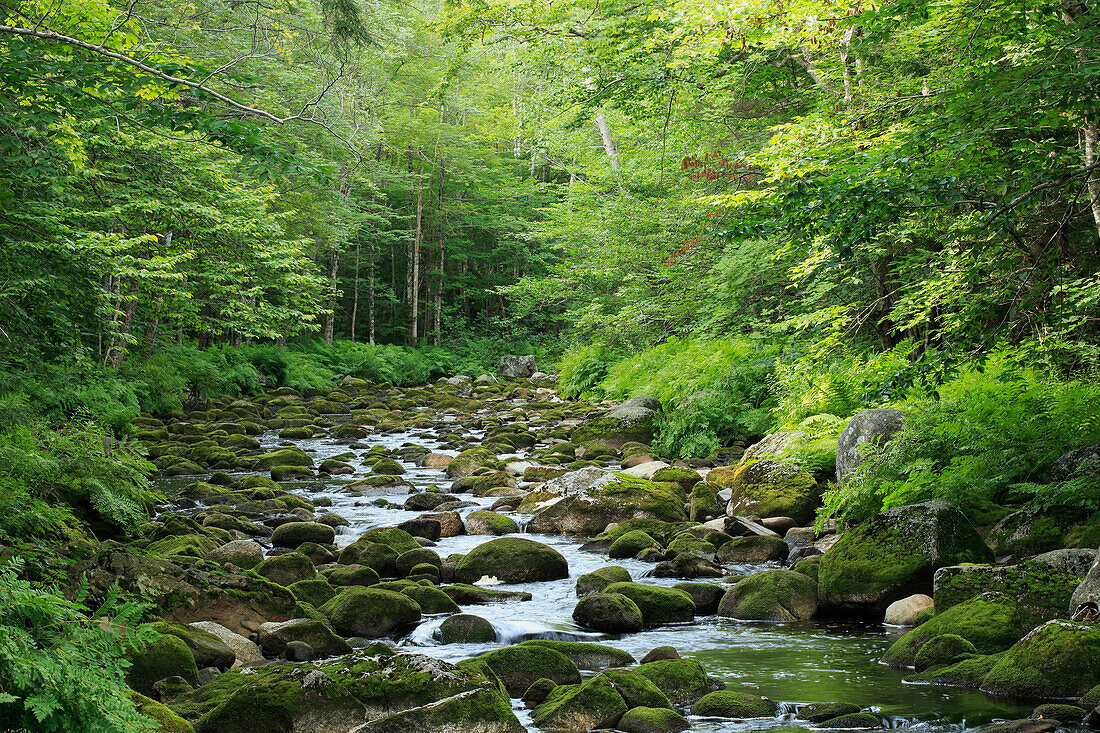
[
  {"x1": 323, "y1": 247, "x2": 338, "y2": 344},
  {"x1": 349, "y1": 242, "x2": 360, "y2": 341},
  {"x1": 410, "y1": 177, "x2": 423, "y2": 344},
  {"x1": 368, "y1": 240, "x2": 376, "y2": 346},
  {"x1": 434, "y1": 158, "x2": 445, "y2": 348},
  {"x1": 595, "y1": 112, "x2": 621, "y2": 171}
]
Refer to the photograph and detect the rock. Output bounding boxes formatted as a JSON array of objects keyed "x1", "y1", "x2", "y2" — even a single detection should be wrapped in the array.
[
  {"x1": 1071, "y1": 545, "x2": 1100, "y2": 617},
  {"x1": 526, "y1": 470, "x2": 687, "y2": 535},
  {"x1": 573, "y1": 592, "x2": 645, "y2": 634},
  {"x1": 621, "y1": 460, "x2": 671, "y2": 479},
  {"x1": 520, "y1": 640, "x2": 635, "y2": 670},
  {"x1": 394, "y1": 547, "x2": 441, "y2": 577},
  {"x1": 882, "y1": 593, "x2": 1021, "y2": 667},
  {"x1": 798, "y1": 703, "x2": 862, "y2": 723},
  {"x1": 256, "y1": 618, "x2": 351, "y2": 658},
  {"x1": 400, "y1": 584, "x2": 459, "y2": 614},
  {"x1": 640, "y1": 646, "x2": 680, "y2": 664},
  {"x1": 601, "y1": 582, "x2": 695, "y2": 626},
  {"x1": 453, "y1": 537, "x2": 569, "y2": 584},
  {"x1": 422, "y1": 510, "x2": 464, "y2": 538},
  {"x1": 205, "y1": 539, "x2": 263, "y2": 569},
  {"x1": 717, "y1": 569, "x2": 818, "y2": 622},
  {"x1": 128, "y1": 692, "x2": 194, "y2": 732},
  {"x1": 913, "y1": 634, "x2": 977, "y2": 671},
  {"x1": 322, "y1": 564, "x2": 380, "y2": 587},
  {"x1": 288, "y1": 577, "x2": 337, "y2": 607},
  {"x1": 884, "y1": 594, "x2": 933, "y2": 626},
  {"x1": 253, "y1": 447, "x2": 314, "y2": 470},
  {"x1": 464, "y1": 510, "x2": 519, "y2": 535},
  {"x1": 718, "y1": 460, "x2": 820, "y2": 526},
  {"x1": 153, "y1": 675, "x2": 194, "y2": 701},
  {"x1": 978, "y1": 721, "x2": 1059, "y2": 733},
  {"x1": 672, "y1": 582, "x2": 725, "y2": 615},
  {"x1": 741, "y1": 431, "x2": 808, "y2": 465},
  {"x1": 986, "y1": 508, "x2": 1088, "y2": 558},
  {"x1": 634, "y1": 658, "x2": 710, "y2": 705},
  {"x1": 760, "y1": 516, "x2": 799, "y2": 535},
  {"x1": 396, "y1": 517, "x2": 442, "y2": 541},
  {"x1": 934, "y1": 561, "x2": 1081, "y2": 632},
  {"x1": 522, "y1": 678, "x2": 557, "y2": 709},
  {"x1": 573, "y1": 396, "x2": 662, "y2": 444},
  {"x1": 530, "y1": 674, "x2": 628, "y2": 731},
  {"x1": 609, "y1": 530, "x2": 662, "y2": 559},
  {"x1": 1031, "y1": 548, "x2": 1096, "y2": 576},
  {"x1": 439, "y1": 614, "x2": 496, "y2": 643},
  {"x1": 576, "y1": 566, "x2": 633, "y2": 596},
  {"x1": 464, "y1": 644, "x2": 581, "y2": 697},
  {"x1": 1031, "y1": 704, "x2": 1086, "y2": 724},
  {"x1": 499, "y1": 355, "x2": 537, "y2": 378},
  {"x1": 982, "y1": 620, "x2": 1100, "y2": 699},
  {"x1": 819, "y1": 501, "x2": 993, "y2": 613},
  {"x1": 446, "y1": 447, "x2": 497, "y2": 478},
  {"x1": 188, "y1": 622, "x2": 262, "y2": 668},
  {"x1": 420, "y1": 453, "x2": 454, "y2": 469},
  {"x1": 125, "y1": 632, "x2": 198, "y2": 696},
  {"x1": 715, "y1": 535, "x2": 789, "y2": 563},
  {"x1": 835, "y1": 408, "x2": 905, "y2": 482},
  {"x1": 152, "y1": 622, "x2": 236, "y2": 670},
  {"x1": 1048, "y1": 444, "x2": 1100, "y2": 482},
  {"x1": 319, "y1": 587, "x2": 422, "y2": 637},
  {"x1": 618, "y1": 706, "x2": 691, "y2": 733},
  {"x1": 818, "y1": 712, "x2": 882, "y2": 728},
  {"x1": 441, "y1": 584, "x2": 533, "y2": 604},
  {"x1": 255, "y1": 552, "x2": 316, "y2": 587},
  {"x1": 691, "y1": 689, "x2": 778, "y2": 717}
]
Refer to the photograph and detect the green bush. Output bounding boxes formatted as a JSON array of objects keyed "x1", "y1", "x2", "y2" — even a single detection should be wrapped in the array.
[
  {"x1": 822, "y1": 349, "x2": 1100, "y2": 525},
  {"x1": 557, "y1": 343, "x2": 619, "y2": 399},
  {"x1": 0, "y1": 558, "x2": 157, "y2": 732}
]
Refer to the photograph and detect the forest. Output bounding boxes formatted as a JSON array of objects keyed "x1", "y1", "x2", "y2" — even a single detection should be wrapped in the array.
[{"x1": 3, "y1": 0, "x2": 1100, "y2": 731}]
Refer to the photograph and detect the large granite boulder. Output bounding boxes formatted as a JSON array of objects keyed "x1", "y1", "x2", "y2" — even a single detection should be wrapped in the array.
[
  {"x1": 573, "y1": 396, "x2": 662, "y2": 445},
  {"x1": 819, "y1": 501, "x2": 993, "y2": 614},
  {"x1": 718, "y1": 460, "x2": 820, "y2": 526},
  {"x1": 453, "y1": 537, "x2": 569, "y2": 584},
  {"x1": 836, "y1": 408, "x2": 905, "y2": 483},
  {"x1": 525, "y1": 468, "x2": 686, "y2": 535},
  {"x1": 498, "y1": 355, "x2": 537, "y2": 378}
]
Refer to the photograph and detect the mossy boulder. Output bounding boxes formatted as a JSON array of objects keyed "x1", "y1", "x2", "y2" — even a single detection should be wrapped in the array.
[
  {"x1": 691, "y1": 689, "x2": 778, "y2": 717},
  {"x1": 151, "y1": 622, "x2": 236, "y2": 670},
  {"x1": 718, "y1": 460, "x2": 820, "y2": 525},
  {"x1": 337, "y1": 539, "x2": 398, "y2": 576},
  {"x1": 464, "y1": 644, "x2": 581, "y2": 697},
  {"x1": 446, "y1": 447, "x2": 497, "y2": 478},
  {"x1": 530, "y1": 675, "x2": 629, "y2": 731},
  {"x1": 520, "y1": 640, "x2": 635, "y2": 670},
  {"x1": 981, "y1": 620, "x2": 1100, "y2": 699},
  {"x1": 370, "y1": 457, "x2": 406, "y2": 475},
  {"x1": 441, "y1": 584, "x2": 533, "y2": 604},
  {"x1": 715, "y1": 535, "x2": 789, "y2": 564},
  {"x1": 1031, "y1": 704, "x2": 1087, "y2": 724},
  {"x1": 126, "y1": 631, "x2": 199, "y2": 696},
  {"x1": 270, "y1": 522, "x2": 335, "y2": 548},
  {"x1": 882, "y1": 593, "x2": 1022, "y2": 668},
  {"x1": 819, "y1": 712, "x2": 882, "y2": 728},
  {"x1": 635, "y1": 658, "x2": 710, "y2": 705},
  {"x1": 601, "y1": 582, "x2": 695, "y2": 626},
  {"x1": 147, "y1": 534, "x2": 219, "y2": 560},
  {"x1": 321, "y1": 563, "x2": 380, "y2": 588},
  {"x1": 609, "y1": 530, "x2": 662, "y2": 559},
  {"x1": 573, "y1": 592, "x2": 645, "y2": 634},
  {"x1": 439, "y1": 614, "x2": 496, "y2": 643},
  {"x1": 361, "y1": 527, "x2": 421, "y2": 555},
  {"x1": 576, "y1": 566, "x2": 633, "y2": 596},
  {"x1": 394, "y1": 547, "x2": 441, "y2": 577},
  {"x1": 573, "y1": 396, "x2": 661, "y2": 444},
  {"x1": 798, "y1": 703, "x2": 863, "y2": 723},
  {"x1": 453, "y1": 537, "x2": 569, "y2": 584},
  {"x1": 319, "y1": 587, "x2": 422, "y2": 637},
  {"x1": 464, "y1": 510, "x2": 519, "y2": 535},
  {"x1": 819, "y1": 501, "x2": 993, "y2": 614},
  {"x1": 673, "y1": 582, "x2": 726, "y2": 615},
  {"x1": 255, "y1": 552, "x2": 316, "y2": 587},
  {"x1": 933, "y1": 561, "x2": 1082, "y2": 633},
  {"x1": 913, "y1": 634, "x2": 977, "y2": 671},
  {"x1": 255, "y1": 618, "x2": 351, "y2": 658},
  {"x1": 287, "y1": 578, "x2": 337, "y2": 608},
  {"x1": 526, "y1": 469, "x2": 687, "y2": 535},
  {"x1": 400, "y1": 585, "x2": 459, "y2": 614},
  {"x1": 253, "y1": 448, "x2": 313, "y2": 469},
  {"x1": 717, "y1": 569, "x2": 818, "y2": 622},
  {"x1": 129, "y1": 692, "x2": 195, "y2": 733},
  {"x1": 906, "y1": 653, "x2": 1003, "y2": 687},
  {"x1": 618, "y1": 706, "x2": 690, "y2": 733}
]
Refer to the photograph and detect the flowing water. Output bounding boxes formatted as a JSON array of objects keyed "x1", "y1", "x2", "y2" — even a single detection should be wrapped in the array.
[{"x1": 161, "y1": 417, "x2": 1038, "y2": 732}]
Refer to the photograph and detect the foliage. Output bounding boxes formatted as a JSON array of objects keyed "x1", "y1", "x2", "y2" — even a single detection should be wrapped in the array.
[
  {"x1": 822, "y1": 351, "x2": 1100, "y2": 525},
  {"x1": 0, "y1": 558, "x2": 157, "y2": 733}
]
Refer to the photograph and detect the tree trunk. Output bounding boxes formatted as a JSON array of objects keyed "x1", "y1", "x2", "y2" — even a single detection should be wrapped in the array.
[
  {"x1": 435, "y1": 158, "x2": 445, "y2": 347},
  {"x1": 595, "y1": 112, "x2": 621, "y2": 171},
  {"x1": 839, "y1": 26, "x2": 861, "y2": 107},
  {"x1": 323, "y1": 247, "x2": 338, "y2": 344},
  {"x1": 1061, "y1": 1, "x2": 1100, "y2": 240},
  {"x1": 410, "y1": 177, "x2": 423, "y2": 344},
  {"x1": 349, "y1": 242, "x2": 360, "y2": 341},
  {"x1": 105, "y1": 278, "x2": 139, "y2": 368},
  {"x1": 142, "y1": 297, "x2": 162, "y2": 355},
  {"x1": 369, "y1": 240, "x2": 376, "y2": 346}
]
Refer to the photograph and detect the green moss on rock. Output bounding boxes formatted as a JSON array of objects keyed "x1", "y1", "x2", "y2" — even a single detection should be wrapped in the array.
[
  {"x1": 882, "y1": 593, "x2": 1021, "y2": 668},
  {"x1": 319, "y1": 587, "x2": 422, "y2": 637},
  {"x1": 602, "y1": 582, "x2": 695, "y2": 626},
  {"x1": 126, "y1": 631, "x2": 199, "y2": 696},
  {"x1": 576, "y1": 566, "x2": 633, "y2": 596},
  {"x1": 982, "y1": 620, "x2": 1100, "y2": 699},
  {"x1": 691, "y1": 689, "x2": 778, "y2": 718},
  {"x1": 464, "y1": 644, "x2": 581, "y2": 697},
  {"x1": 454, "y1": 537, "x2": 569, "y2": 584},
  {"x1": 635, "y1": 658, "x2": 710, "y2": 705},
  {"x1": 717, "y1": 569, "x2": 818, "y2": 622},
  {"x1": 618, "y1": 705, "x2": 690, "y2": 733}
]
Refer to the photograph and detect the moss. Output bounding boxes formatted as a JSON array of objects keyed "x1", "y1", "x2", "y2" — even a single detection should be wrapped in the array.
[
  {"x1": 635, "y1": 658, "x2": 709, "y2": 705},
  {"x1": 793, "y1": 556, "x2": 821, "y2": 582},
  {"x1": 819, "y1": 712, "x2": 882, "y2": 728},
  {"x1": 370, "y1": 458, "x2": 406, "y2": 475},
  {"x1": 982, "y1": 620, "x2": 1100, "y2": 699},
  {"x1": 400, "y1": 585, "x2": 459, "y2": 614},
  {"x1": 464, "y1": 509, "x2": 520, "y2": 535},
  {"x1": 590, "y1": 520, "x2": 700, "y2": 547},
  {"x1": 255, "y1": 552, "x2": 316, "y2": 587},
  {"x1": 519, "y1": 640, "x2": 635, "y2": 670},
  {"x1": 882, "y1": 593, "x2": 1021, "y2": 668},
  {"x1": 797, "y1": 703, "x2": 863, "y2": 723},
  {"x1": 253, "y1": 448, "x2": 314, "y2": 469},
  {"x1": 1080, "y1": 684, "x2": 1100, "y2": 708},
  {"x1": 590, "y1": 474, "x2": 686, "y2": 522},
  {"x1": 690, "y1": 689, "x2": 778, "y2": 717},
  {"x1": 464, "y1": 644, "x2": 581, "y2": 697},
  {"x1": 240, "y1": 475, "x2": 281, "y2": 490},
  {"x1": 1031, "y1": 704, "x2": 1086, "y2": 723},
  {"x1": 913, "y1": 634, "x2": 977, "y2": 671},
  {"x1": 446, "y1": 447, "x2": 497, "y2": 477},
  {"x1": 394, "y1": 548, "x2": 442, "y2": 577},
  {"x1": 572, "y1": 591, "x2": 645, "y2": 633},
  {"x1": 338, "y1": 539, "x2": 398, "y2": 576},
  {"x1": 271, "y1": 521, "x2": 335, "y2": 548},
  {"x1": 288, "y1": 577, "x2": 337, "y2": 607},
  {"x1": 933, "y1": 562, "x2": 1082, "y2": 632},
  {"x1": 651, "y1": 466, "x2": 703, "y2": 491},
  {"x1": 576, "y1": 566, "x2": 633, "y2": 596},
  {"x1": 530, "y1": 675, "x2": 629, "y2": 730},
  {"x1": 618, "y1": 705, "x2": 690, "y2": 733},
  {"x1": 666, "y1": 535, "x2": 715, "y2": 557},
  {"x1": 715, "y1": 535, "x2": 789, "y2": 563},
  {"x1": 717, "y1": 569, "x2": 818, "y2": 622},
  {"x1": 440, "y1": 583, "x2": 533, "y2": 604},
  {"x1": 128, "y1": 692, "x2": 195, "y2": 733},
  {"x1": 439, "y1": 614, "x2": 496, "y2": 643},
  {"x1": 319, "y1": 587, "x2": 422, "y2": 637},
  {"x1": 361, "y1": 527, "x2": 421, "y2": 555},
  {"x1": 722, "y1": 460, "x2": 821, "y2": 525},
  {"x1": 454, "y1": 537, "x2": 569, "y2": 584},
  {"x1": 270, "y1": 465, "x2": 314, "y2": 481},
  {"x1": 609, "y1": 530, "x2": 661, "y2": 559},
  {"x1": 147, "y1": 534, "x2": 219, "y2": 560},
  {"x1": 126, "y1": 631, "x2": 199, "y2": 696},
  {"x1": 602, "y1": 582, "x2": 695, "y2": 626},
  {"x1": 819, "y1": 502, "x2": 993, "y2": 612},
  {"x1": 150, "y1": 622, "x2": 235, "y2": 670}
]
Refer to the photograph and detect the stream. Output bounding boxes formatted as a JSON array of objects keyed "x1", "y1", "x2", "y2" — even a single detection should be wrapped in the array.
[{"x1": 157, "y1": 407, "x2": 1035, "y2": 733}]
